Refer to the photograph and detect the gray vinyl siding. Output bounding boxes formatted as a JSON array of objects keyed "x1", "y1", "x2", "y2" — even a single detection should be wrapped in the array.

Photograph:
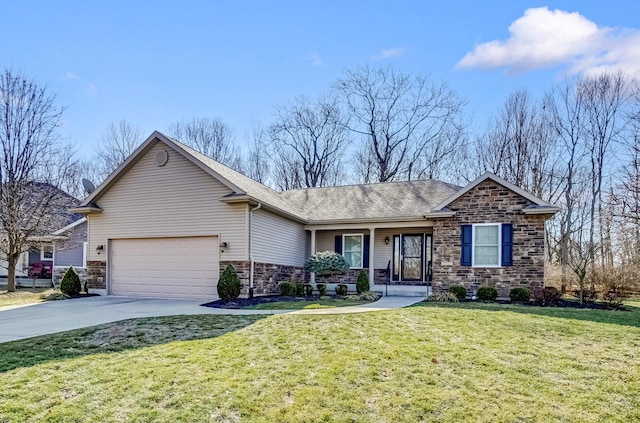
[
  {"x1": 88, "y1": 141, "x2": 248, "y2": 262},
  {"x1": 54, "y1": 221, "x2": 87, "y2": 267},
  {"x1": 251, "y1": 209, "x2": 308, "y2": 266},
  {"x1": 54, "y1": 246, "x2": 84, "y2": 267}
]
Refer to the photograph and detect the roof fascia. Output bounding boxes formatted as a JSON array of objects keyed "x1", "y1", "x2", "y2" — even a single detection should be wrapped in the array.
[{"x1": 52, "y1": 217, "x2": 87, "y2": 235}]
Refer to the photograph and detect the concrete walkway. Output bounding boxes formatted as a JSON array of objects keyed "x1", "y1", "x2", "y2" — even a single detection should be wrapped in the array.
[{"x1": 0, "y1": 295, "x2": 425, "y2": 343}]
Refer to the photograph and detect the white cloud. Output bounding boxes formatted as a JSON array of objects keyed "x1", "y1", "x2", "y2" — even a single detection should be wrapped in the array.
[
  {"x1": 456, "y1": 7, "x2": 640, "y2": 76},
  {"x1": 373, "y1": 47, "x2": 406, "y2": 60},
  {"x1": 305, "y1": 52, "x2": 324, "y2": 67},
  {"x1": 63, "y1": 71, "x2": 78, "y2": 80}
]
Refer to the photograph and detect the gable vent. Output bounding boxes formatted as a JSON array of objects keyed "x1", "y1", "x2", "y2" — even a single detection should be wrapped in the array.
[{"x1": 155, "y1": 150, "x2": 169, "y2": 166}]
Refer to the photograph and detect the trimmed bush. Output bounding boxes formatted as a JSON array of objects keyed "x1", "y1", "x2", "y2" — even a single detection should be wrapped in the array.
[
  {"x1": 356, "y1": 270, "x2": 369, "y2": 294},
  {"x1": 427, "y1": 292, "x2": 459, "y2": 303},
  {"x1": 509, "y1": 287, "x2": 530, "y2": 302},
  {"x1": 316, "y1": 283, "x2": 327, "y2": 296},
  {"x1": 295, "y1": 283, "x2": 305, "y2": 296},
  {"x1": 304, "y1": 251, "x2": 348, "y2": 278},
  {"x1": 303, "y1": 283, "x2": 313, "y2": 296},
  {"x1": 280, "y1": 282, "x2": 297, "y2": 296},
  {"x1": 60, "y1": 267, "x2": 81, "y2": 297},
  {"x1": 217, "y1": 264, "x2": 241, "y2": 301},
  {"x1": 533, "y1": 286, "x2": 562, "y2": 307},
  {"x1": 346, "y1": 291, "x2": 380, "y2": 301},
  {"x1": 335, "y1": 284, "x2": 348, "y2": 296},
  {"x1": 448, "y1": 285, "x2": 467, "y2": 301},
  {"x1": 477, "y1": 286, "x2": 497, "y2": 302}
]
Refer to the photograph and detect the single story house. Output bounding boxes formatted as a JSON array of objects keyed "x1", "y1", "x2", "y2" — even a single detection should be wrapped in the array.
[{"x1": 70, "y1": 131, "x2": 559, "y2": 300}]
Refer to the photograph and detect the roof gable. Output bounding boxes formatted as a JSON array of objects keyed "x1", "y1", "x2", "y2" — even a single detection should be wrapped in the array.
[{"x1": 430, "y1": 172, "x2": 559, "y2": 214}]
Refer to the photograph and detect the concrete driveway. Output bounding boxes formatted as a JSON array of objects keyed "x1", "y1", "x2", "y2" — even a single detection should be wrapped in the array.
[
  {"x1": 0, "y1": 295, "x2": 424, "y2": 344},
  {"x1": 0, "y1": 296, "x2": 282, "y2": 343}
]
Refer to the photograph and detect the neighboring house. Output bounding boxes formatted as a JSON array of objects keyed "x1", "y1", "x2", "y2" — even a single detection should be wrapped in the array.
[
  {"x1": 0, "y1": 186, "x2": 82, "y2": 287},
  {"x1": 70, "y1": 131, "x2": 559, "y2": 300},
  {"x1": 51, "y1": 218, "x2": 88, "y2": 285}
]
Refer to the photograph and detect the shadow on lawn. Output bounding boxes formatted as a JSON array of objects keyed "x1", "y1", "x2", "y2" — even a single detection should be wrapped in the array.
[
  {"x1": 0, "y1": 314, "x2": 267, "y2": 373},
  {"x1": 414, "y1": 301, "x2": 640, "y2": 329}
]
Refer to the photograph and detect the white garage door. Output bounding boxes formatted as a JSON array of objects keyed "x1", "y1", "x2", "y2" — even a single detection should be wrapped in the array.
[{"x1": 110, "y1": 237, "x2": 219, "y2": 300}]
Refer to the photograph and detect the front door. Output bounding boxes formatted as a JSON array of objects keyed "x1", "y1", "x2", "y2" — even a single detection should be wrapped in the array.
[
  {"x1": 402, "y1": 235, "x2": 423, "y2": 281},
  {"x1": 392, "y1": 234, "x2": 432, "y2": 283}
]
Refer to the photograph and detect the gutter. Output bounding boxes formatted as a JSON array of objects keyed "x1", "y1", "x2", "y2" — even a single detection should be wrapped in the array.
[{"x1": 248, "y1": 202, "x2": 262, "y2": 298}]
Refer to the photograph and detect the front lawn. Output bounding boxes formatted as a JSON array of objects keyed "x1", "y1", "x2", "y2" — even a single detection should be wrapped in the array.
[
  {"x1": 0, "y1": 303, "x2": 639, "y2": 421},
  {"x1": 0, "y1": 287, "x2": 55, "y2": 308}
]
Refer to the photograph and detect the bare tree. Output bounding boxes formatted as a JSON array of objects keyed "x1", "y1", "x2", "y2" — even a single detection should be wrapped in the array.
[
  {"x1": 244, "y1": 124, "x2": 271, "y2": 185},
  {"x1": 268, "y1": 95, "x2": 348, "y2": 189},
  {"x1": 0, "y1": 70, "x2": 78, "y2": 291},
  {"x1": 94, "y1": 120, "x2": 145, "y2": 184},
  {"x1": 335, "y1": 65, "x2": 466, "y2": 182},
  {"x1": 474, "y1": 89, "x2": 560, "y2": 199},
  {"x1": 168, "y1": 117, "x2": 243, "y2": 171}
]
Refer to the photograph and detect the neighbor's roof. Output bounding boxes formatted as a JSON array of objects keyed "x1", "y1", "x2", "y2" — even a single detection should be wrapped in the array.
[{"x1": 281, "y1": 179, "x2": 461, "y2": 223}]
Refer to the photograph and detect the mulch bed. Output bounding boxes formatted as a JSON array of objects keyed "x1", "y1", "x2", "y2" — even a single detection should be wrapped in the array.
[{"x1": 203, "y1": 295, "x2": 334, "y2": 309}]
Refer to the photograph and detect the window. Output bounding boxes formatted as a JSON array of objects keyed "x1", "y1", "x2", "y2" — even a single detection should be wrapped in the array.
[
  {"x1": 343, "y1": 234, "x2": 363, "y2": 268},
  {"x1": 40, "y1": 244, "x2": 53, "y2": 261},
  {"x1": 461, "y1": 223, "x2": 512, "y2": 267},
  {"x1": 473, "y1": 224, "x2": 500, "y2": 266}
]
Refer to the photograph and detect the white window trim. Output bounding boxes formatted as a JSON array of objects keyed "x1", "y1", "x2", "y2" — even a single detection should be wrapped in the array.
[
  {"x1": 471, "y1": 223, "x2": 501, "y2": 268},
  {"x1": 40, "y1": 245, "x2": 54, "y2": 261},
  {"x1": 342, "y1": 233, "x2": 364, "y2": 269}
]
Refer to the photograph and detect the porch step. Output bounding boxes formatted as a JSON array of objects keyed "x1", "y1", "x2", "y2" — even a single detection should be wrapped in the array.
[{"x1": 372, "y1": 284, "x2": 430, "y2": 297}]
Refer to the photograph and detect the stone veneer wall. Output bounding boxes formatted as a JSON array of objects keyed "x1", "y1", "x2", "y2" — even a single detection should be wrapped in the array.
[
  {"x1": 220, "y1": 261, "x2": 307, "y2": 296},
  {"x1": 86, "y1": 260, "x2": 107, "y2": 290},
  {"x1": 431, "y1": 179, "x2": 547, "y2": 298},
  {"x1": 318, "y1": 269, "x2": 392, "y2": 285}
]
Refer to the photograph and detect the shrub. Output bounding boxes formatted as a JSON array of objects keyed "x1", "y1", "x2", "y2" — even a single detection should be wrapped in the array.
[
  {"x1": 345, "y1": 291, "x2": 380, "y2": 301},
  {"x1": 509, "y1": 287, "x2": 531, "y2": 303},
  {"x1": 427, "y1": 292, "x2": 459, "y2": 302},
  {"x1": 573, "y1": 285, "x2": 597, "y2": 305},
  {"x1": 533, "y1": 286, "x2": 562, "y2": 307},
  {"x1": 316, "y1": 283, "x2": 327, "y2": 296},
  {"x1": 356, "y1": 270, "x2": 370, "y2": 294},
  {"x1": 60, "y1": 267, "x2": 81, "y2": 297},
  {"x1": 335, "y1": 284, "x2": 348, "y2": 296},
  {"x1": 303, "y1": 283, "x2": 313, "y2": 296},
  {"x1": 304, "y1": 251, "x2": 348, "y2": 278},
  {"x1": 279, "y1": 282, "x2": 297, "y2": 296},
  {"x1": 477, "y1": 286, "x2": 497, "y2": 302},
  {"x1": 217, "y1": 264, "x2": 241, "y2": 301},
  {"x1": 295, "y1": 283, "x2": 305, "y2": 296},
  {"x1": 448, "y1": 285, "x2": 467, "y2": 301}
]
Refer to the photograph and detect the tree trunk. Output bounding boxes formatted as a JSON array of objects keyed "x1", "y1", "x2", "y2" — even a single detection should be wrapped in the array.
[{"x1": 7, "y1": 254, "x2": 17, "y2": 292}]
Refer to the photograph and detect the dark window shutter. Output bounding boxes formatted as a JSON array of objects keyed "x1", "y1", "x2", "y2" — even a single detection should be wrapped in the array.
[
  {"x1": 363, "y1": 235, "x2": 370, "y2": 268},
  {"x1": 334, "y1": 235, "x2": 342, "y2": 254},
  {"x1": 501, "y1": 224, "x2": 513, "y2": 266},
  {"x1": 460, "y1": 225, "x2": 472, "y2": 266}
]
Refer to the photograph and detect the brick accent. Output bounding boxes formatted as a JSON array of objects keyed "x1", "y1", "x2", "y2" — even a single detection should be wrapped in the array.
[
  {"x1": 86, "y1": 260, "x2": 106, "y2": 290},
  {"x1": 431, "y1": 179, "x2": 547, "y2": 298},
  {"x1": 220, "y1": 261, "x2": 307, "y2": 296}
]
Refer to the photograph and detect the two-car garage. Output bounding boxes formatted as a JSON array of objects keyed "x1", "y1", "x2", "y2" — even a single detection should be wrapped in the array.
[{"x1": 109, "y1": 236, "x2": 219, "y2": 300}]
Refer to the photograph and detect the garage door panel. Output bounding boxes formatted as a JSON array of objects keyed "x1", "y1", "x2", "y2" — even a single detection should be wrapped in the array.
[{"x1": 110, "y1": 237, "x2": 219, "y2": 300}]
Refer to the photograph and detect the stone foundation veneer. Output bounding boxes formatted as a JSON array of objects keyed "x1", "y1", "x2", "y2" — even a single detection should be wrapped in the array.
[
  {"x1": 219, "y1": 261, "x2": 307, "y2": 296},
  {"x1": 86, "y1": 260, "x2": 107, "y2": 290},
  {"x1": 431, "y1": 179, "x2": 547, "y2": 298}
]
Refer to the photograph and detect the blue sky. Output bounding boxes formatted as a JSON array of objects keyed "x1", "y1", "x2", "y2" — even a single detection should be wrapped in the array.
[{"x1": 2, "y1": 1, "x2": 639, "y2": 158}]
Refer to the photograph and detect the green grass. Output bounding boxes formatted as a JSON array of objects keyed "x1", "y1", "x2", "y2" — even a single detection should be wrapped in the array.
[
  {"x1": 0, "y1": 287, "x2": 55, "y2": 308},
  {"x1": 245, "y1": 297, "x2": 375, "y2": 310},
  {"x1": 1, "y1": 303, "x2": 639, "y2": 422}
]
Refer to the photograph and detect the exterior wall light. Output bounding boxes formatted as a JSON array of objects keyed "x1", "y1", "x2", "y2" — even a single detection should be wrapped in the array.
[
  {"x1": 384, "y1": 236, "x2": 390, "y2": 245},
  {"x1": 96, "y1": 245, "x2": 105, "y2": 255}
]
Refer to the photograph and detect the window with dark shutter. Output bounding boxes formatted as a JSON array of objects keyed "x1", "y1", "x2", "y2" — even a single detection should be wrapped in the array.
[
  {"x1": 460, "y1": 224, "x2": 472, "y2": 266},
  {"x1": 501, "y1": 223, "x2": 513, "y2": 266}
]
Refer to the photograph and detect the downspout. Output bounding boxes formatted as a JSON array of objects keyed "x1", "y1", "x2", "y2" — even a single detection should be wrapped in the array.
[{"x1": 248, "y1": 202, "x2": 262, "y2": 298}]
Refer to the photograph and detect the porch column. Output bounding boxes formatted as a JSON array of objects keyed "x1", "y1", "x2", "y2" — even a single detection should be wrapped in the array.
[
  {"x1": 310, "y1": 229, "x2": 316, "y2": 284},
  {"x1": 368, "y1": 227, "x2": 375, "y2": 287}
]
